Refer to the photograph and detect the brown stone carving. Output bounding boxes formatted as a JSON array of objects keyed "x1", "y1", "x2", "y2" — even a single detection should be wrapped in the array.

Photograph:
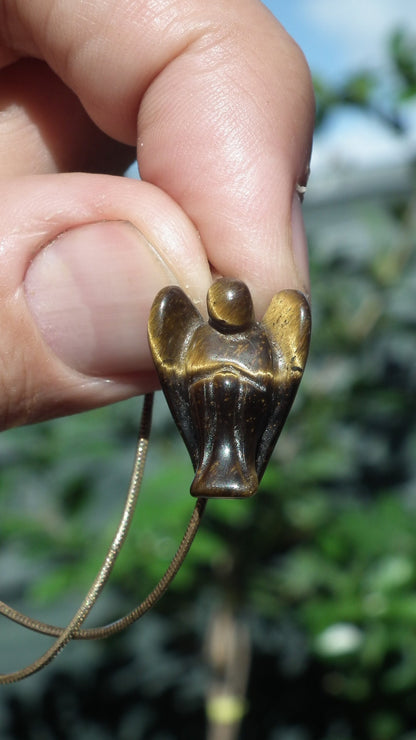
[{"x1": 148, "y1": 278, "x2": 311, "y2": 499}]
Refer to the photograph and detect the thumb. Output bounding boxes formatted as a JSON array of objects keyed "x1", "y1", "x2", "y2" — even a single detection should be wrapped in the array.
[{"x1": 1, "y1": 173, "x2": 211, "y2": 428}]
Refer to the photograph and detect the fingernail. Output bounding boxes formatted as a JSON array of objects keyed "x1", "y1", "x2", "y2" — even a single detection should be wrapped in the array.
[
  {"x1": 25, "y1": 221, "x2": 175, "y2": 376},
  {"x1": 291, "y1": 191, "x2": 310, "y2": 299}
]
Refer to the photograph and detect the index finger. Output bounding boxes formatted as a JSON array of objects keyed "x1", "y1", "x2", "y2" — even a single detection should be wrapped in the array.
[{"x1": 2, "y1": 0, "x2": 314, "y2": 312}]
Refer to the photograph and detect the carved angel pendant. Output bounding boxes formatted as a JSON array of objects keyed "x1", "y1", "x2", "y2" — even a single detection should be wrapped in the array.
[
  {"x1": 148, "y1": 278, "x2": 311, "y2": 499},
  {"x1": 0, "y1": 278, "x2": 310, "y2": 684}
]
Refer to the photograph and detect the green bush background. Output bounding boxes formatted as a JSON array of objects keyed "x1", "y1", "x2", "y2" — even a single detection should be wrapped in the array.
[{"x1": 0, "y1": 28, "x2": 416, "y2": 740}]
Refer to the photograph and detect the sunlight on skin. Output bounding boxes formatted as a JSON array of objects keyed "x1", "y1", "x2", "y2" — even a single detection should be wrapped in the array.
[{"x1": 0, "y1": 0, "x2": 314, "y2": 428}]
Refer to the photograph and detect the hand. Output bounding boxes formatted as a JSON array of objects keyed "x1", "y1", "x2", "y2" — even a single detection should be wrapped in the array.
[{"x1": 0, "y1": 0, "x2": 314, "y2": 428}]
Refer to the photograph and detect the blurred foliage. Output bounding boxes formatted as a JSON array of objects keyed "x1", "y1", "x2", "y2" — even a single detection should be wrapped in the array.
[
  {"x1": 1, "y1": 26, "x2": 416, "y2": 740},
  {"x1": 314, "y1": 28, "x2": 416, "y2": 131}
]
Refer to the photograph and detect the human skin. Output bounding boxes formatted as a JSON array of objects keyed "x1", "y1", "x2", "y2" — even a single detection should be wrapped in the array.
[{"x1": 0, "y1": 0, "x2": 314, "y2": 429}]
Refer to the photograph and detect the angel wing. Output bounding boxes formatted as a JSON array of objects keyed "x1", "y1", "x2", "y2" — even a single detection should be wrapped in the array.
[
  {"x1": 148, "y1": 286, "x2": 204, "y2": 465},
  {"x1": 255, "y1": 289, "x2": 311, "y2": 480}
]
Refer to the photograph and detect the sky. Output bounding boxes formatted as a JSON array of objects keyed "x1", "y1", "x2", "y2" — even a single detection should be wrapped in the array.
[{"x1": 263, "y1": 0, "x2": 416, "y2": 174}]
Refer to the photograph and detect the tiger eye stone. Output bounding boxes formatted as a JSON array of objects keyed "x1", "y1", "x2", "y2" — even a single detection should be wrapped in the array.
[
  {"x1": 207, "y1": 278, "x2": 254, "y2": 332},
  {"x1": 148, "y1": 278, "x2": 311, "y2": 499}
]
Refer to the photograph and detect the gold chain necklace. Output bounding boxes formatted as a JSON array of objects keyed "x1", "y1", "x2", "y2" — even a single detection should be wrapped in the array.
[{"x1": 0, "y1": 278, "x2": 310, "y2": 683}]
